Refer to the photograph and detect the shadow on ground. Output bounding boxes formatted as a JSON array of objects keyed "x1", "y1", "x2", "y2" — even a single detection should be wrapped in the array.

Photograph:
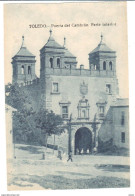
[
  {"x1": 57, "y1": 171, "x2": 91, "y2": 177},
  {"x1": 16, "y1": 146, "x2": 45, "y2": 154},
  {"x1": 9, "y1": 174, "x2": 130, "y2": 190},
  {"x1": 95, "y1": 164, "x2": 130, "y2": 172}
]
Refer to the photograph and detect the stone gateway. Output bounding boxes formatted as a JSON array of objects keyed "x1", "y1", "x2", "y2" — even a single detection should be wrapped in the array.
[{"x1": 11, "y1": 30, "x2": 129, "y2": 155}]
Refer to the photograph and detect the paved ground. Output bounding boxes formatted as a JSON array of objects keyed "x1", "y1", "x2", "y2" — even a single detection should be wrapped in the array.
[{"x1": 7, "y1": 144, "x2": 130, "y2": 190}]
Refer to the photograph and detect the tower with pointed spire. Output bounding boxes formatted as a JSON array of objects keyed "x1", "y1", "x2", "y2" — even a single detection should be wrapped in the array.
[
  {"x1": 89, "y1": 34, "x2": 116, "y2": 76},
  {"x1": 12, "y1": 36, "x2": 36, "y2": 84},
  {"x1": 40, "y1": 30, "x2": 77, "y2": 71},
  {"x1": 40, "y1": 30, "x2": 77, "y2": 90}
]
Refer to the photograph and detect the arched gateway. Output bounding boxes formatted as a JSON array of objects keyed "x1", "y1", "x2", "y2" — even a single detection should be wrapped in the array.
[{"x1": 75, "y1": 127, "x2": 92, "y2": 155}]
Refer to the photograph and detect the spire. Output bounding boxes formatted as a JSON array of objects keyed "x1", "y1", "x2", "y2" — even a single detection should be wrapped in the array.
[
  {"x1": 48, "y1": 29, "x2": 54, "y2": 41},
  {"x1": 63, "y1": 37, "x2": 66, "y2": 48},
  {"x1": 49, "y1": 29, "x2": 52, "y2": 37},
  {"x1": 97, "y1": 33, "x2": 104, "y2": 47},
  {"x1": 21, "y1": 35, "x2": 26, "y2": 48},
  {"x1": 100, "y1": 33, "x2": 103, "y2": 43}
]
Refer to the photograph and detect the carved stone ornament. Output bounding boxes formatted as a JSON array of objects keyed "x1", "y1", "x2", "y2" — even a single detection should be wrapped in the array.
[{"x1": 80, "y1": 81, "x2": 88, "y2": 96}]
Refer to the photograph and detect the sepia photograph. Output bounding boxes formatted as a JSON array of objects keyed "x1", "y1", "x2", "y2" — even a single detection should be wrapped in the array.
[{"x1": 4, "y1": 2, "x2": 130, "y2": 191}]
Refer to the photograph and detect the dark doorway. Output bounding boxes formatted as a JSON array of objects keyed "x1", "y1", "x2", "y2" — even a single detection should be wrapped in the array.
[{"x1": 75, "y1": 127, "x2": 92, "y2": 155}]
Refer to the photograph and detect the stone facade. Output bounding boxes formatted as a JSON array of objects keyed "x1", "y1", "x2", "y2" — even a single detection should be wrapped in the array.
[{"x1": 11, "y1": 31, "x2": 129, "y2": 154}]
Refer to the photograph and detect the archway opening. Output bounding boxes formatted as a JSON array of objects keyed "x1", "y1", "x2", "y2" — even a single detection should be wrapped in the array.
[{"x1": 75, "y1": 127, "x2": 92, "y2": 155}]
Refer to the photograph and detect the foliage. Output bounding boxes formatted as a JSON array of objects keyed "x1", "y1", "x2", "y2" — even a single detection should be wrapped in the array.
[
  {"x1": 5, "y1": 82, "x2": 33, "y2": 112},
  {"x1": 5, "y1": 83, "x2": 36, "y2": 143},
  {"x1": 35, "y1": 109, "x2": 64, "y2": 135},
  {"x1": 5, "y1": 83, "x2": 65, "y2": 145},
  {"x1": 13, "y1": 110, "x2": 36, "y2": 143},
  {"x1": 34, "y1": 108, "x2": 65, "y2": 146}
]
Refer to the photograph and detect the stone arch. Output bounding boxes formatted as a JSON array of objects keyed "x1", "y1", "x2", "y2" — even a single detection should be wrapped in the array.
[
  {"x1": 109, "y1": 61, "x2": 112, "y2": 70},
  {"x1": 74, "y1": 127, "x2": 93, "y2": 155},
  {"x1": 21, "y1": 65, "x2": 25, "y2": 74},
  {"x1": 57, "y1": 58, "x2": 60, "y2": 68},
  {"x1": 28, "y1": 66, "x2": 31, "y2": 74},
  {"x1": 50, "y1": 58, "x2": 53, "y2": 68}
]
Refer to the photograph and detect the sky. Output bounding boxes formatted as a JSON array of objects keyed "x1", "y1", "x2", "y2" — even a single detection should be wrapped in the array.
[{"x1": 4, "y1": 2, "x2": 128, "y2": 98}]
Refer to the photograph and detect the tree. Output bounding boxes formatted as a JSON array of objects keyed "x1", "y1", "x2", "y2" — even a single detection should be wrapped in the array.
[
  {"x1": 5, "y1": 83, "x2": 36, "y2": 144},
  {"x1": 13, "y1": 109, "x2": 36, "y2": 143},
  {"x1": 5, "y1": 83, "x2": 33, "y2": 112},
  {"x1": 34, "y1": 108, "x2": 65, "y2": 152},
  {"x1": 5, "y1": 83, "x2": 65, "y2": 150}
]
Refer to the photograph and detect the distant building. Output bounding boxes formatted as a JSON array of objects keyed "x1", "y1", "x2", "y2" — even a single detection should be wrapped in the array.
[
  {"x1": 99, "y1": 98, "x2": 129, "y2": 150},
  {"x1": 11, "y1": 30, "x2": 129, "y2": 154}
]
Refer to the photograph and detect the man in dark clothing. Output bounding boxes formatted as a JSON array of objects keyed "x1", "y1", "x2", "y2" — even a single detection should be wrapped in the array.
[
  {"x1": 67, "y1": 151, "x2": 73, "y2": 162},
  {"x1": 58, "y1": 150, "x2": 62, "y2": 160}
]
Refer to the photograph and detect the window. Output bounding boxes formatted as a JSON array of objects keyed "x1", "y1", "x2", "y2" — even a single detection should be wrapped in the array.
[
  {"x1": 50, "y1": 58, "x2": 53, "y2": 68},
  {"x1": 103, "y1": 61, "x2": 106, "y2": 70},
  {"x1": 52, "y1": 83, "x2": 59, "y2": 93},
  {"x1": 28, "y1": 66, "x2": 31, "y2": 74},
  {"x1": 77, "y1": 98, "x2": 90, "y2": 119},
  {"x1": 21, "y1": 65, "x2": 24, "y2": 74},
  {"x1": 62, "y1": 106, "x2": 68, "y2": 119},
  {"x1": 109, "y1": 61, "x2": 112, "y2": 70},
  {"x1": 96, "y1": 101, "x2": 107, "y2": 119},
  {"x1": 99, "y1": 106, "x2": 104, "y2": 114},
  {"x1": 59, "y1": 101, "x2": 71, "y2": 119},
  {"x1": 106, "y1": 84, "x2": 111, "y2": 94},
  {"x1": 121, "y1": 111, "x2": 125, "y2": 126},
  {"x1": 82, "y1": 109, "x2": 86, "y2": 118},
  {"x1": 121, "y1": 132, "x2": 125, "y2": 143},
  {"x1": 57, "y1": 58, "x2": 60, "y2": 68},
  {"x1": 99, "y1": 106, "x2": 105, "y2": 118}
]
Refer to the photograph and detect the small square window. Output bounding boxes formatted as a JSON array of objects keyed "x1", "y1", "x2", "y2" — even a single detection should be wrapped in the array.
[{"x1": 52, "y1": 83, "x2": 59, "y2": 93}]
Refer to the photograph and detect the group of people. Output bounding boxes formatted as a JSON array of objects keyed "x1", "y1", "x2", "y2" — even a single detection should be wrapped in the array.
[
  {"x1": 75, "y1": 148, "x2": 90, "y2": 155},
  {"x1": 42, "y1": 146, "x2": 97, "y2": 160},
  {"x1": 57, "y1": 150, "x2": 73, "y2": 162},
  {"x1": 75, "y1": 147, "x2": 97, "y2": 155},
  {"x1": 57, "y1": 147, "x2": 97, "y2": 161}
]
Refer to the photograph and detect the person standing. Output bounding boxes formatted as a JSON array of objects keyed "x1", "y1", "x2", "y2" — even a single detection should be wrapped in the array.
[
  {"x1": 58, "y1": 150, "x2": 62, "y2": 160},
  {"x1": 67, "y1": 151, "x2": 73, "y2": 162}
]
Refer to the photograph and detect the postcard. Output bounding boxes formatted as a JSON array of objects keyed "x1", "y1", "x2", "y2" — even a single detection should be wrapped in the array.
[{"x1": 4, "y1": 2, "x2": 129, "y2": 190}]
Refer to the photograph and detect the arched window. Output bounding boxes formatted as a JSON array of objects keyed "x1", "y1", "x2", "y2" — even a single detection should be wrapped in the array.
[
  {"x1": 77, "y1": 98, "x2": 90, "y2": 119},
  {"x1": 109, "y1": 61, "x2": 112, "y2": 70},
  {"x1": 21, "y1": 65, "x2": 24, "y2": 74},
  {"x1": 103, "y1": 61, "x2": 106, "y2": 70},
  {"x1": 28, "y1": 66, "x2": 31, "y2": 74},
  {"x1": 57, "y1": 58, "x2": 60, "y2": 68},
  {"x1": 82, "y1": 110, "x2": 86, "y2": 118},
  {"x1": 50, "y1": 58, "x2": 53, "y2": 68}
]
